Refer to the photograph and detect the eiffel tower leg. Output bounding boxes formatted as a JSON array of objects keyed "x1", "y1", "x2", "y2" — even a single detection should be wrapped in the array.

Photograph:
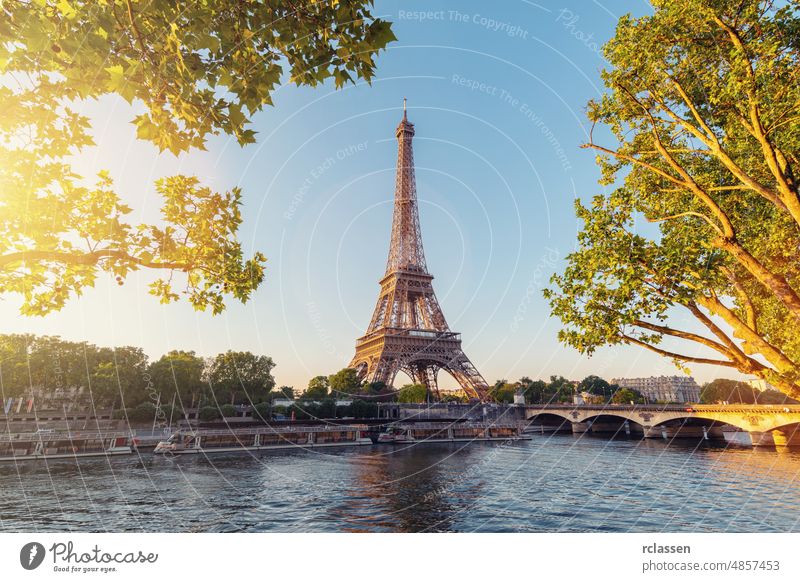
[
  {"x1": 370, "y1": 356, "x2": 400, "y2": 388},
  {"x1": 421, "y1": 366, "x2": 440, "y2": 402},
  {"x1": 444, "y1": 351, "x2": 490, "y2": 401}
]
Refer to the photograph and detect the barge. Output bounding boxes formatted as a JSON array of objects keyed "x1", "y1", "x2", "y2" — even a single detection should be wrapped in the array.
[
  {"x1": 153, "y1": 424, "x2": 373, "y2": 455},
  {"x1": 0, "y1": 430, "x2": 133, "y2": 462},
  {"x1": 375, "y1": 421, "x2": 531, "y2": 444},
  {"x1": 155, "y1": 421, "x2": 530, "y2": 455}
]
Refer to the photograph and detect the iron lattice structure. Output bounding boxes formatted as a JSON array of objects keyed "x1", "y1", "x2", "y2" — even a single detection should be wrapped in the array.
[{"x1": 349, "y1": 104, "x2": 490, "y2": 401}]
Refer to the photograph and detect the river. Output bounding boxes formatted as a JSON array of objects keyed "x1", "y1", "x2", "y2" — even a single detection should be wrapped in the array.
[{"x1": 2, "y1": 435, "x2": 799, "y2": 532}]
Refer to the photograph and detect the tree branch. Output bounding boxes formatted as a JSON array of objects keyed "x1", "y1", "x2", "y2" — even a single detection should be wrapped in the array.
[
  {"x1": 649, "y1": 81, "x2": 788, "y2": 211},
  {"x1": 711, "y1": 13, "x2": 800, "y2": 223},
  {"x1": 646, "y1": 212, "x2": 722, "y2": 234},
  {"x1": 582, "y1": 142, "x2": 688, "y2": 189},
  {"x1": 0, "y1": 249, "x2": 190, "y2": 272},
  {"x1": 719, "y1": 266, "x2": 757, "y2": 331},
  {"x1": 619, "y1": 333, "x2": 738, "y2": 367},
  {"x1": 696, "y1": 293, "x2": 798, "y2": 371},
  {"x1": 630, "y1": 318, "x2": 734, "y2": 357}
]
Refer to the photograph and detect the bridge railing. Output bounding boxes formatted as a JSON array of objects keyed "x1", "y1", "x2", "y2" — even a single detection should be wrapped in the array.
[{"x1": 524, "y1": 403, "x2": 800, "y2": 413}]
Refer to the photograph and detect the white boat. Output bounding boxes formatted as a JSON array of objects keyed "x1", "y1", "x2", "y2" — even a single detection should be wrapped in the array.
[{"x1": 377, "y1": 427, "x2": 415, "y2": 443}]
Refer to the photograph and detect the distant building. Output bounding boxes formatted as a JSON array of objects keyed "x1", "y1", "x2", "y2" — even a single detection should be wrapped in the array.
[{"x1": 611, "y1": 376, "x2": 701, "y2": 403}]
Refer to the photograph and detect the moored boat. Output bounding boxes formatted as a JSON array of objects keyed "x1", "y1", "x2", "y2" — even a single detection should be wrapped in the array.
[
  {"x1": 375, "y1": 421, "x2": 530, "y2": 444},
  {"x1": 0, "y1": 431, "x2": 133, "y2": 462},
  {"x1": 154, "y1": 424, "x2": 373, "y2": 455}
]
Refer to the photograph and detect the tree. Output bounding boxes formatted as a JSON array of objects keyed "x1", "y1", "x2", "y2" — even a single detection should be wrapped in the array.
[
  {"x1": 397, "y1": 383, "x2": 427, "y2": 403},
  {"x1": 289, "y1": 401, "x2": 319, "y2": 421},
  {"x1": 491, "y1": 380, "x2": 519, "y2": 404},
  {"x1": 328, "y1": 368, "x2": 362, "y2": 397},
  {"x1": 273, "y1": 386, "x2": 295, "y2": 400},
  {"x1": 701, "y1": 379, "x2": 756, "y2": 404},
  {"x1": 349, "y1": 399, "x2": 378, "y2": 418},
  {"x1": 318, "y1": 398, "x2": 337, "y2": 419},
  {"x1": 611, "y1": 388, "x2": 644, "y2": 405},
  {"x1": 363, "y1": 381, "x2": 387, "y2": 394},
  {"x1": 755, "y1": 389, "x2": 799, "y2": 405},
  {"x1": 148, "y1": 350, "x2": 205, "y2": 409},
  {"x1": 90, "y1": 346, "x2": 150, "y2": 407},
  {"x1": 577, "y1": 375, "x2": 615, "y2": 400},
  {"x1": 517, "y1": 376, "x2": 549, "y2": 404},
  {"x1": 252, "y1": 402, "x2": 272, "y2": 422},
  {"x1": 0, "y1": 334, "x2": 152, "y2": 407},
  {"x1": 207, "y1": 351, "x2": 275, "y2": 404},
  {"x1": 546, "y1": 0, "x2": 800, "y2": 398},
  {"x1": 127, "y1": 401, "x2": 158, "y2": 424},
  {"x1": 198, "y1": 406, "x2": 221, "y2": 422},
  {"x1": 545, "y1": 376, "x2": 575, "y2": 403},
  {"x1": 441, "y1": 393, "x2": 467, "y2": 404},
  {"x1": 0, "y1": 2, "x2": 395, "y2": 315},
  {"x1": 305, "y1": 376, "x2": 330, "y2": 400},
  {"x1": 220, "y1": 404, "x2": 238, "y2": 418}
]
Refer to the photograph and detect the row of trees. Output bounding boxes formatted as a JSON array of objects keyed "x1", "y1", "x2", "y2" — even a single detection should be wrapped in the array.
[
  {"x1": 490, "y1": 375, "x2": 645, "y2": 405},
  {"x1": 304, "y1": 370, "x2": 471, "y2": 403},
  {"x1": 0, "y1": 334, "x2": 280, "y2": 410},
  {"x1": 700, "y1": 379, "x2": 797, "y2": 405},
  {"x1": 495, "y1": 375, "x2": 796, "y2": 405},
  {"x1": 8, "y1": 333, "x2": 790, "y2": 418},
  {"x1": 304, "y1": 368, "x2": 415, "y2": 400},
  {"x1": 300, "y1": 371, "x2": 643, "y2": 405}
]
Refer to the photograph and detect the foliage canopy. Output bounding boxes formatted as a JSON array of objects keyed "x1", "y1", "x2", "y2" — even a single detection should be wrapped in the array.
[
  {"x1": 546, "y1": 0, "x2": 800, "y2": 397},
  {"x1": 0, "y1": 1, "x2": 395, "y2": 314}
]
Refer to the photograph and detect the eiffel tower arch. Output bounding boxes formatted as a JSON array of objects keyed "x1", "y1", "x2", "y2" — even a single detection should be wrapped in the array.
[{"x1": 348, "y1": 101, "x2": 490, "y2": 401}]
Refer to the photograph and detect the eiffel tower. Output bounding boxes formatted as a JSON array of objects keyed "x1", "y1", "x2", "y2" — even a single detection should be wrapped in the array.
[{"x1": 349, "y1": 101, "x2": 490, "y2": 401}]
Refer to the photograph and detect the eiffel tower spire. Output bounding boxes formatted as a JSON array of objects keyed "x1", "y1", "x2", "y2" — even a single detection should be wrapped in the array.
[
  {"x1": 348, "y1": 104, "x2": 490, "y2": 401},
  {"x1": 385, "y1": 98, "x2": 427, "y2": 274}
]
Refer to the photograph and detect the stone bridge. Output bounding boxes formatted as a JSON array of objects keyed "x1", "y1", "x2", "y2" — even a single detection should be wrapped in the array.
[{"x1": 524, "y1": 404, "x2": 800, "y2": 446}]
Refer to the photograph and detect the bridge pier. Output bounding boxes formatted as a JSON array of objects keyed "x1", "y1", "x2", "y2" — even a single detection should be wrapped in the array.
[
  {"x1": 770, "y1": 426, "x2": 800, "y2": 447},
  {"x1": 704, "y1": 426, "x2": 725, "y2": 440},
  {"x1": 748, "y1": 427, "x2": 800, "y2": 447},
  {"x1": 572, "y1": 418, "x2": 636, "y2": 436},
  {"x1": 748, "y1": 431, "x2": 775, "y2": 447},
  {"x1": 586, "y1": 420, "x2": 632, "y2": 435},
  {"x1": 571, "y1": 422, "x2": 591, "y2": 434},
  {"x1": 642, "y1": 427, "x2": 663, "y2": 439},
  {"x1": 661, "y1": 425, "x2": 707, "y2": 439}
]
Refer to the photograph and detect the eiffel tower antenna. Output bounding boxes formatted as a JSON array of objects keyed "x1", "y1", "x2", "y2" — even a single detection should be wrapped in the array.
[{"x1": 348, "y1": 105, "x2": 490, "y2": 401}]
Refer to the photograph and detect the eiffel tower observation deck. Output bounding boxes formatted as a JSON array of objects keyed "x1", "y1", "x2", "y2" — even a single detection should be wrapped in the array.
[{"x1": 348, "y1": 100, "x2": 490, "y2": 401}]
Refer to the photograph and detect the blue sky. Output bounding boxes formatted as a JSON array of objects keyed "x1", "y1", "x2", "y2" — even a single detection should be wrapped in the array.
[{"x1": 3, "y1": 0, "x2": 743, "y2": 390}]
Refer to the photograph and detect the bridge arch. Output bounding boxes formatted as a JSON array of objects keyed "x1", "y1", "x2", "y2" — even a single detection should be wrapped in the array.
[
  {"x1": 524, "y1": 405, "x2": 800, "y2": 442},
  {"x1": 526, "y1": 411, "x2": 573, "y2": 424},
  {"x1": 582, "y1": 413, "x2": 646, "y2": 433},
  {"x1": 525, "y1": 412, "x2": 574, "y2": 432}
]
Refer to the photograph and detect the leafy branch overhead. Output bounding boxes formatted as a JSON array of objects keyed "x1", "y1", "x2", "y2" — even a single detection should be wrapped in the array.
[
  {"x1": 0, "y1": 1, "x2": 395, "y2": 315},
  {"x1": 545, "y1": 0, "x2": 800, "y2": 397}
]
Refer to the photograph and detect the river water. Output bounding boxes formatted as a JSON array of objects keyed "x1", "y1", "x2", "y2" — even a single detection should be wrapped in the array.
[{"x1": 2, "y1": 434, "x2": 799, "y2": 532}]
